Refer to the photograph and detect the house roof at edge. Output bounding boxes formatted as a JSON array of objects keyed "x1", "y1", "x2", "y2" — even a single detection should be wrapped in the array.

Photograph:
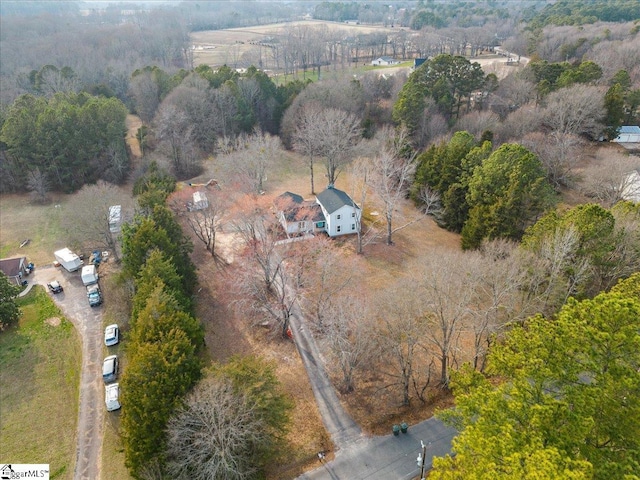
[
  {"x1": 0, "y1": 257, "x2": 26, "y2": 278},
  {"x1": 316, "y1": 187, "x2": 359, "y2": 214}
]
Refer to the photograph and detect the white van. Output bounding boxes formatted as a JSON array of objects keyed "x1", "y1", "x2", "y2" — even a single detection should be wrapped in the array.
[{"x1": 105, "y1": 383, "x2": 121, "y2": 411}]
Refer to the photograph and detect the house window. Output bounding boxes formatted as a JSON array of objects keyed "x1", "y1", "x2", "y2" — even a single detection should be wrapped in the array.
[
  {"x1": 337, "y1": 225, "x2": 342, "y2": 233},
  {"x1": 352, "y1": 212, "x2": 355, "y2": 217},
  {"x1": 298, "y1": 221, "x2": 306, "y2": 229},
  {"x1": 352, "y1": 224, "x2": 356, "y2": 230},
  {"x1": 337, "y1": 214, "x2": 341, "y2": 220}
]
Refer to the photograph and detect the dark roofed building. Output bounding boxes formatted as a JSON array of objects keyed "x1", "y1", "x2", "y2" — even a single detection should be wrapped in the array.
[{"x1": 0, "y1": 257, "x2": 27, "y2": 285}]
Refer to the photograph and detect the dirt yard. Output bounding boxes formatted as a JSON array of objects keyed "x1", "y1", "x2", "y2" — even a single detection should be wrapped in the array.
[{"x1": 179, "y1": 150, "x2": 464, "y2": 479}]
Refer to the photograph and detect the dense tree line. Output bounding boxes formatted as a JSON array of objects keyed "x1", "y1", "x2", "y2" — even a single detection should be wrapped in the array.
[
  {"x1": 133, "y1": 64, "x2": 308, "y2": 179},
  {"x1": 527, "y1": 0, "x2": 640, "y2": 27},
  {"x1": 432, "y1": 272, "x2": 640, "y2": 479},
  {"x1": 119, "y1": 173, "x2": 202, "y2": 477},
  {"x1": 411, "y1": 132, "x2": 557, "y2": 249},
  {"x1": 0, "y1": 92, "x2": 128, "y2": 193},
  {"x1": 393, "y1": 54, "x2": 490, "y2": 135}
]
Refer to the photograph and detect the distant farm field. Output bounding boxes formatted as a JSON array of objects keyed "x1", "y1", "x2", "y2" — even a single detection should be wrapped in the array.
[
  {"x1": 190, "y1": 20, "x2": 402, "y2": 68},
  {"x1": 190, "y1": 19, "x2": 527, "y2": 80}
]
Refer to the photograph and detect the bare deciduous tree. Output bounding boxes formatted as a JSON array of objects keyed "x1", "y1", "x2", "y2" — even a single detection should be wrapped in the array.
[
  {"x1": 232, "y1": 198, "x2": 311, "y2": 337},
  {"x1": 471, "y1": 240, "x2": 529, "y2": 371},
  {"x1": 63, "y1": 180, "x2": 130, "y2": 261},
  {"x1": 222, "y1": 132, "x2": 281, "y2": 195},
  {"x1": 540, "y1": 84, "x2": 606, "y2": 139},
  {"x1": 154, "y1": 104, "x2": 200, "y2": 179},
  {"x1": 522, "y1": 131, "x2": 584, "y2": 188},
  {"x1": 172, "y1": 187, "x2": 227, "y2": 259},
  {"x1": 375, "y1": 278, "x2": 427, "y2": 406},
  {"x1": 322, "y1": 293, "x2": 377, "y2": 393},
  {"x1": 300, "y1": 236, "x2": 355, "y2": 328},
  {"x1": 27, "y1": 168, "x2": 50, "y2": 204},
  {"x1": 519, "y1": 226, "x2": 591, "y2": 316},
  {"x1": 166, "y1": 377, "x2": 266, "y2": 480},
  {"x1": 129, "y1": 72, "x2": 161, "y2": 123},
  {"x1": 416, "y1": 251, "x2": 477, "y2": 388},
  {"x1": 295, "y1": 106, "x2": 361, "y2": 187},
  {"x1": 369, "y1": 127, "x2": 423, "y2": 245},
  {"x1": 579, "y1": 150, "x2": 640, "y2": 206},
  {"x1": 293, "y1": 103, "x2": 321, "y2": 194},
  {"x1": 349, "y1": 155, "x2": 378, "y2": 254}
]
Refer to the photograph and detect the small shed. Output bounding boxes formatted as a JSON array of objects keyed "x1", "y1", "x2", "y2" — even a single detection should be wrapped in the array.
[
  {"x1": 371, "y1": 56, "x2": 400, "y2": 66},
  {"x1": 613, "y1": 126, "x2": 640, "y2": 143},
  {"x1": 0, "y1": 257, "x2": 27, "y2": 285},
  {"x1": 192, "y1": 191, "x2": 209, "y2": 210}
]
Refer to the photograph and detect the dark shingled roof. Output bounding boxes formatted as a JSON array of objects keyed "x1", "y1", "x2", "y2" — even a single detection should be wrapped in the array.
[
  {"x1": 0, "y1": 257, "x2": 26, "y2": 278},
  {"x1": 278, "y1": 191, "x2": 304, "y2": 204},
  {"x1": 316, "y1": 187, "x2": 359, "y2": 214}
]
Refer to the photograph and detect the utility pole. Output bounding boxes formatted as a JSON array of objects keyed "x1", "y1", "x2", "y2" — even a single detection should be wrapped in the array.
[{"x1": 417, "y1": 440, "x2": 429, "y2": 479}]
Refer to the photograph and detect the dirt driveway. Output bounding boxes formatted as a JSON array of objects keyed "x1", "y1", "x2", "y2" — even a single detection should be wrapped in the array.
[{"x1": 32, "y1": 265, "x2": 105, "y2": 480}]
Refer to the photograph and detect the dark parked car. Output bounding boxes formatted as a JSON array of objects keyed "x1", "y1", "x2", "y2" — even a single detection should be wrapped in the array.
[
  {"x1": 47, "y1": 281, "x2": 63, "y2": 294},
  {"x1": 87, "y1": 284, "x2": 103, "y2": 307}
]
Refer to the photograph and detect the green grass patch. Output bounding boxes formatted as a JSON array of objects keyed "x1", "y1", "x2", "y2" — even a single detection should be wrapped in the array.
[
  {"x1": 0, "y1": 194, "x2": 70, "y2": 264},
  {"x1": 102, "y1": 413, "x2": 134, "y2": 480},
  {"x1": 0, "y1": 287, "x2": 81, "y2": 479}
]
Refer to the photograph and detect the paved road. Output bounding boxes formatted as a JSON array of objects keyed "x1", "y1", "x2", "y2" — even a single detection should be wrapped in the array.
[
  {"x1": 288, "y1": 298, "x2": 456, "y2": 480},
  {"x1": 298, "y1": 418, "x2": 456, "y2": 480},
  {"x1": 32, "y1": 265, "x2": 105, "y2": 480},
  {"x1": 288, "y1": 302, "x2": 363, "y2": 449}
]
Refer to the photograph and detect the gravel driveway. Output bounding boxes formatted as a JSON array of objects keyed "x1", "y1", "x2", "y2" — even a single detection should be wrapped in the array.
[{"x1": 32, "y1": 265, "x2": 105, "y2": 480}]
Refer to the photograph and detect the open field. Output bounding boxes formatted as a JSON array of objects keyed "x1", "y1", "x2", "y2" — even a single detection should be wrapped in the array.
[
  {"x1": 0, "y1": 287, "x2": 81, "y2": 479},
  {"x1": 0, "y1": 194, "x2": 71, "y2": 264},
  {"x1": 190, "y1": 19, "x2": 528, "y2": 81},
  {"x1": 191, "y1": 20, "x2": 402, "y2": 67}
]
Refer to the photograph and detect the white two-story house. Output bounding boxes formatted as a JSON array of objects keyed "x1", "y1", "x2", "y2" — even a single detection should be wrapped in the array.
[
  {"x1": 276, "y1": 186, "x2": 360, "y2": 238},
  {"x1": 315, "y1": 186, "x2": 360, "y2": 237}
]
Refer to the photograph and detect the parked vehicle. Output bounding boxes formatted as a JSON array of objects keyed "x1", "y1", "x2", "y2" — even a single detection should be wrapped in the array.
[
  {"x1": 105, "y1": 383, "x2": 121, "y2": 411},
  {"x1": 54, "y1": 248, "x2": 83, "y2": 272},
  {"x1": 109, "y1": 205, "x2": 121, "y2": 233},
  {"x1": 81, "y1": 264, "x2": 99, "y2": 286},
  {"x1": 102, "y1": 355, "x2": 118, "y2": 383},
  {"x1": 87, "y1": 284, "x2": 103, "y2": 307},
  {"x1": 47, "y1": 281, "x2": 63, "y2": 294},
  {"x1": 104, "y1": 324, "x2": 119, "y2": 346}
]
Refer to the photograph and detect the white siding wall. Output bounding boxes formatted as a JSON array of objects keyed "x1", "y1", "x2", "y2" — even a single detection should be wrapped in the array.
[{"x1": 326, "y1": 205, "x2": 358, "y2": 237}]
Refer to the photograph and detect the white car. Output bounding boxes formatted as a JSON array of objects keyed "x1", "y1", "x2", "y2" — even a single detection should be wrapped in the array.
[
  {"x1": 104, "y1": 324, "x2": 119, "y2": 346},
  {"x1": 102, "y1": 355, "x2": 118, "y2": 383},
  {"x1": 105, "y1": 383, "x2": 121, "y2": 411}
]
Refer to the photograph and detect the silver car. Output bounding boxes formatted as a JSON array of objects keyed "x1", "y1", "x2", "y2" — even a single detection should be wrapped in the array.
[{"x1": 102, "y1": 355, "x2": 118, "y2": 383}]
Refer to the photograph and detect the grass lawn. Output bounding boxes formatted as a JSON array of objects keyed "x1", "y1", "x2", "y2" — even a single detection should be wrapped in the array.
[
  {"x1": 0, "y1": 194, "x2": 70, "y2": 265},
  {"x1": 0, "y1": 287, "x2": 81, "y2": 479}
]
